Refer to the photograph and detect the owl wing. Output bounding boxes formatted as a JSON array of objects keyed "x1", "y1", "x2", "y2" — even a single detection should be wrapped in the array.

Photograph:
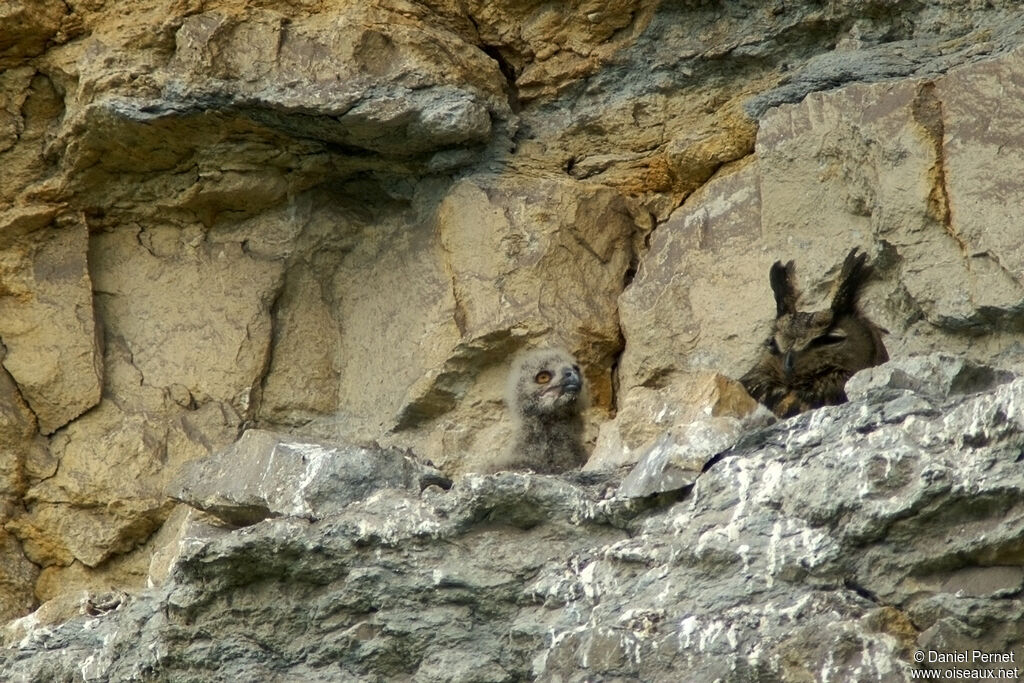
[
  {"x1": 795, "y1": 368, "x2": 851, "y2": 411},
  {"x1": 740, "y1": 364, "x2": 791, "y2": 416}
]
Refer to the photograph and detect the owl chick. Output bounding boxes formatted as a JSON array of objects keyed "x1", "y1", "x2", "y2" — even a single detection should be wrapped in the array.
[
  {"x1": 501, "y1": 347, "x2": 587, "y2": 474},
  {"x1": 740, "y1": 248, "x2": 888, "y2": 418}
]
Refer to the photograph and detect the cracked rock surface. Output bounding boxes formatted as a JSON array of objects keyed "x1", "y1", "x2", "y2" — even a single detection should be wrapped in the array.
[
  {"x1": 4, "y1": 0, "x2": 1024, "y2": 640},
  {"x1": 3, "y1": 358, "x2": 1023, "y2": 681}
]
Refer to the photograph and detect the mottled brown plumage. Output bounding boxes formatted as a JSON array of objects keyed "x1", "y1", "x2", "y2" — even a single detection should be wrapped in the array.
[
  {"x1": 503, "y1": 348, "x2": 587, "y2": 473},
  {"x1": 740, "y1": 248, "x2": 888, "y2": 418}
]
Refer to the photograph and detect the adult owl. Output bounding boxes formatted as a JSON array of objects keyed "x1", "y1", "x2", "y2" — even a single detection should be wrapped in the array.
[{"x1": 740, "y1": 248, "x2": 888, "y2": 418}]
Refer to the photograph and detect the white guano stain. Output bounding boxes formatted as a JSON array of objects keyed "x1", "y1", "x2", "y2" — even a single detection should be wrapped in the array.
[
  {"x1": 281, "y1": 441, "x2": 335, "y2": 517},
  {"x1": 580, "y1": 561, "x2": 600, "y2": 602}
]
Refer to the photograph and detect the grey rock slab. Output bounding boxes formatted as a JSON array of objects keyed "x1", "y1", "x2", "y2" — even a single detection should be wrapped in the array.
[
  {"x1": 847, "y1": 353, "x2": 1017, "y2": 402},
  {"x1": 170, "y1": 429, "x2": 451, "y2": 525},
  {"x1": 618, "y1": 416, "x2": 746, "y2": 498}
]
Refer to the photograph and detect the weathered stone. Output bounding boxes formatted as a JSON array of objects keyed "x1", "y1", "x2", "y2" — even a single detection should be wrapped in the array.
[
  {"x1": 331, "y1": 203, "x2": 463, "y2": 443},
  {"x1": 435, "y1": 177, "x2": 636, "y2": 384},
  {"x1": 146, "y1": 505, "x2": 230, "y2": 587},
  {"x1": 172, "y1": 430, "x2": 452, "y2": 526},
  {"x1": 5, "y1": 376, "x2": 1024, "y2": 680},
  {"x1": 618, "y1": 161, "x2": 765, "y2": 391},
  {"x1": 0, "y1": 68, "x2": 35, "y2": 157},
  {"x1": 1, "y1": 588, "x2": 130, "y2": 652},
  {"x1": 9, "y1": 499, "x2": 172, "y2": 571},
  {"x1": 28, "y1": 505, "x2": 218, "y2": 608},
  {"x1": 0, "y1": 353, "x2": 47, "y2": 621},
  {"x1": 847, "y1": 353, "x2": 1017, "y2": 402},
  {"x1": 508, "y1": 0, "x2": 1024, "y2": 207},
  {"x1": 456, "y1": 178, "x2": 633, "y2": 347},
  {"x1": 617, "y1": 417, "x2": 745, "y2": 498},
  {"x1": 587, "y1": 370, "x2": 760, "y2": 472},
  {"x1": 258, "y1": 264, "x2": 339, "y2": 423},
  {"x1": 0, "y1": 1, "x2": 66, "y2": 59},
  {"x1": 323, "y1": 174, "x2": 638, "y2": 474},
  {"x1": 459, "y1": 1, "x2": 658, "y2": 102},
  {"x1": 90, "y1": 227, "x2": 283, "y2": 415},
  {"x1": 0, "y1": 215, "x2": 101, "y2": 434},
  {"x1": 756, "y1": 53, "x2": 1024, "y2": 356},
  {"x1": 9, "y1": 399, "x2": 238, "y2": 569},
  {"x1": 620, "y1": 47, "x2": 1024, "y2": 418},
  {"x1": 0, "y1": 70, "x2": 64, "y2": 203},
  {"x1": 382, "y1": 175, "x2": 638, "y2": 473},
  {"x1": 56, "y1": 4, "x2": 510, "y2": 211},
  {"x1": 167, "y1": 6, "x2": 508, "y2": 146},
  {"x1": 34, "y1": 554, "x2": 147, "y2": 605},
  {"x1": 0, "y1": 530, "x2": 37, "y2": 624},
  {"x1": 5, "y1": 0, "x2": 1024, "y2": 662},
  {"x1": 937, "y1": 47, "x2": 1024, "y2": 318},
  {"x1": 0, "y1": 349, "x2": 46, "y2": 503}
]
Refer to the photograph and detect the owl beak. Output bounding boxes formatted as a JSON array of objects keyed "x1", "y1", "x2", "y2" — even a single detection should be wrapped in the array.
[
  {"x1": 560, "y1": 368, "x2": 582, "y2": 394},
  {"x1": 783, "y1": 351, "x2": 796, "y2": 378}
]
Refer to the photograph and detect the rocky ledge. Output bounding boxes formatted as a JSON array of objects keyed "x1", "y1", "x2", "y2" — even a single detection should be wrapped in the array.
[{"x1": 2, "y1": 355, "x2": 1023, "y2": 682}]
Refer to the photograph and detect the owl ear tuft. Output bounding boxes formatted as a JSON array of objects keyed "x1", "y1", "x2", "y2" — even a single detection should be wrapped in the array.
[
  {"x1": 830, "y1": 248, "x2": 871, "y2": 314},
  {"x1": 769, "y1": 260, "x2": 798, "y2": 318}
]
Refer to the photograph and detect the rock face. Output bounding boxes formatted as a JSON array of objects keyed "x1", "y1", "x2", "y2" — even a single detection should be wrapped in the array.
[
  {"x1": 0, "y1": 214, "x2": 100, "y2": 435},
  {"x1": 3, "y1": 361, "x2": 1024, "y2": 681},
  {"x1": 3, "y1": 0, "x2": 1024, "y2": 670}
]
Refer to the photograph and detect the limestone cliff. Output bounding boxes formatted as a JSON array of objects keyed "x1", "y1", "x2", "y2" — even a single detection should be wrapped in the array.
[
  {"x1": 2, "y1": 0, "x2": 1024, "y2": 679},
  {"x1": 4, "y1": 356, "x2": 1024, "y2": 681}
]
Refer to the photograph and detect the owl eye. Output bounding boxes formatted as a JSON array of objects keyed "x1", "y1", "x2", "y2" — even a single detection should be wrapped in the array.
[
  {"x1": 535, "y1": 371, "x2": 552, "y2": 384},
  {"x1": 812, "y1": 333, "x2": 847, "y2": 347}
]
